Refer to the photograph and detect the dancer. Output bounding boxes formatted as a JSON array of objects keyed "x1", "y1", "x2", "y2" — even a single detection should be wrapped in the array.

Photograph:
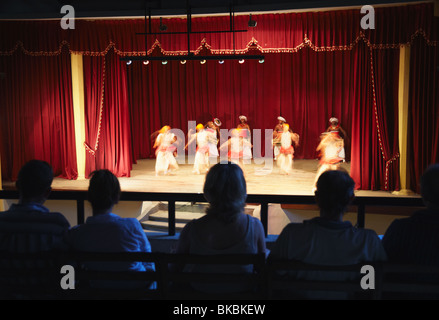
[
  {"x1": 273, "y1": 116, "x2": 286, "y2": 160},
  {"x1": 326, "y1": 117, "x2": 347, "y2": 161},
  {"x1": 276, "y1": 123, "x2": 299, "y2": 175},
  {"x1": 153, "y1": 125, "x2": 179, "y2": 176},
  {"x1": 219, "y1": 128, "x2": 251, "y2": 172},
  {"x1": 186, "y1": 123, "x2": 210, "y2": 174},
  {"x1": 237, "y1": 115, "x2": 252, "y2": 162},
  {"x1": 313, "y1": 130, "x2": 345, "y2": 190},
  {"x1": 205, "y1": 118, "x2": 221, "y2": 162}
]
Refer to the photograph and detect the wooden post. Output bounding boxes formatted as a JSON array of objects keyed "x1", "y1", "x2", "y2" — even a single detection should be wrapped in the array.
[
  {"x1": 0, "y1": 153, "x2": 3, "y2": 211},
  {"x1": 168, "y1": 200, "x2": 176, "y2": 236},
  {"x1": 393, "y1": 45, "x2": 414, "y2": 195},
  {"x1": 70, "y1": 53, "x2": 86, "y2": 180}
]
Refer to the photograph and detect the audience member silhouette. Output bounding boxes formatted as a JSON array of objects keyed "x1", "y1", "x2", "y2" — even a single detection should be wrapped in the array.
[
  {"x1": 0, "y1": 160, "x2": 70, "y2": 252},
  {"x1": 172, "y1": 162, "x2": 266, "y2": 293},
  {"x1": 66, "y1": 169, "x2": 155, "y2": 289},
  {"x1": 269, "y1": 169, "x2": 387, "y2": 299},
  {"x1": 382, "y1": 164, "x2": 439, "y2": 266}
]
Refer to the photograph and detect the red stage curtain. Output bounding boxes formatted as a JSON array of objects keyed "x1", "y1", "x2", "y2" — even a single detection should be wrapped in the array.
[
  {"x1": 372, "y1": 47, "x2": 401, "y2": 191},
  {"x1": 350, "y1": 45, "x2": 400, "y2": 191},
  {"x1": 0, "y1": 3, "x2": 434, "y2": 54},
  {"x1": 82, "y1": 49, "x2": 133, "y2": 178},
  {"x1": 408, "y1": 36, "x2": 439, "y2": 193},
  {"x1": 0, "y1": 48, "x2": 78, "y2": 181},
  {"x1": 127, "y1": 47, "x2": 359, "y2": 161}
]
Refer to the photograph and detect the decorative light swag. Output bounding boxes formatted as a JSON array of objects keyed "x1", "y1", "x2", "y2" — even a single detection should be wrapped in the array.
[{"x1": 120, "y1": 2, "x2": 264, "y2": 64}]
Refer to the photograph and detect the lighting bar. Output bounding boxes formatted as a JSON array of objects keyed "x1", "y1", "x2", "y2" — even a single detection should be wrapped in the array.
[
  {"x1": 135, "y1": 30, "x2": 248, "y2": 36},
  {"x1": 123, "y1": 3, "x2": 263, "y2": 65},
  {"x1": 121, "y1": 54, "x2": 265, "y2": 62}
]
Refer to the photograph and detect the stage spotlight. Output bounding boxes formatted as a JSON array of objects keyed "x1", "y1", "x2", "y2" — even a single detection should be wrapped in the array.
[
  {"x1": 218, "y1": 60, "x2": 225, "y2": 64},
  {"x1": 259, "y1": 59, "x2": 264, "y2": 63},
  {"x1": 239, "y1": 59, "x2": 245, "y2": 64},
  {"x1": 162, "y1": 60, "x2": 168, "y2": 65},
  {"x1": 159, "y1": 17, "x2": 167, "y2": 31},
  {"x1": 200, "y1": 60, "x2": 206, "y2": 64},
  {"x1": 126, "y1": 60, "x2": 132, "y2": 65},
  {"x1": 180, "y1": 60, "x2": 187, "y2": 64},
  {"x1": 143, "y1": 60, "x2": 150, "y2": 65},
  {"x1": 248, "y1": 14, "x2": 257, "y2": 27}
]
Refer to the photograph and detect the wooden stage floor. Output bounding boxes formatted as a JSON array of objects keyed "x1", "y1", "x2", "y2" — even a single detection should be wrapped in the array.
[
  {"x1": 39, "y1": 159, "x2": 418, "y2": 199},
  {"x1": 1, "y1": 158, "x2": 422, "y2": 236}
]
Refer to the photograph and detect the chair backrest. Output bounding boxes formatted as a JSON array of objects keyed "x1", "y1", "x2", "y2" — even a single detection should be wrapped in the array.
[
  {"x1": 265, "y1": 258, "x2": 377, "y2": 300},
  {"x1": 0, "y1": 250, "x2": 67, "y2": 299},
  {"x1": 4, "y1": 251, "x2": 438, "y2": 300},
  {"x1": 0, "y1": 250, "x2": 163, "y2": 300},
  {"x1": 65, "y1": 251, "x2": 163, "y2": 300},
  {"x1": 161, "y1": 253, "x2": 267, "y2": 300},
  {"x1": 374, "y1": 262, "x2": 439, "y2": 299},
  {"x1": 0, "y1": 251, "x2": 266, "y2": 300}
]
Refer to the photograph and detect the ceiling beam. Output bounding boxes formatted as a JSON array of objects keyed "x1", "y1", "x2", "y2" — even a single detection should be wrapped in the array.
[{"x1": 0, "y1": 0, "x2": 426, "y2": 20}]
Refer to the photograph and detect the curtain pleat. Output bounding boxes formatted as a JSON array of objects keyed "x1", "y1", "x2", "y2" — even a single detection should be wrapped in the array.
[
  {"x1": 83, "y1": 49, "x2": 133, "y2": 178},
  {"x1": 0, "y1": 48, "x2": 78, "y2": 180},
  {"x1": 408, "y1": 37, "x2": 439, "y2": 193}
]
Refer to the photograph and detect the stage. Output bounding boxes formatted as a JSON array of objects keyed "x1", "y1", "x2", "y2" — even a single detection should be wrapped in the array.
[
  {"x1": 22, "y1": 158, "x2": 417, "y2": 199},
  {"x1": 27, "y1": 158, "x2": 417, "y2": 236},
  {"x1": 0, "y1": 158, "x2": 423, "y2": 238}
]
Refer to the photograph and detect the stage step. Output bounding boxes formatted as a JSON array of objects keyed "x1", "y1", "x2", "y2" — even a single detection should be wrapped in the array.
[
  {"x1": 141, "y1": 211, "x2": 205, "y2": 232},
  {"x1": 140, "y1": 202, "x2": 260, "y2": 233},
  {"x1": 148, "y1": 211, "x2": 206, "y2": 223},
  {"x1": 140, "y1": 201, "x2": 207, "y2": 233},
  {"x1": 141, "y1": 219, "x2": 189, "y2": 233}
]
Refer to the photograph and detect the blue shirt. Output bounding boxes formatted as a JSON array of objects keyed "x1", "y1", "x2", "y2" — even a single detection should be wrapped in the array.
[
  {"x1": 0, "y1": 202, "x2": 70, "y2": 252},
  {"x1": 270, "y1": 217, "x2": 387, "y2": 265},
  {"x1": 66, "y1": 212, "x2": 154, "y2": 272},
  {"x1": 269, "y1": 217, "x2": 387, "y2": 299}
]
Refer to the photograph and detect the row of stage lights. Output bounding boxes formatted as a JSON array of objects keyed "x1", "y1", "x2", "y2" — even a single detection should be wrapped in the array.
[
  {"x1": 126, "y1": 58, "x2": 265, "y2": 65},
  {"x1": 123, "y1": 11, "x2": 263, "y2": 66}
]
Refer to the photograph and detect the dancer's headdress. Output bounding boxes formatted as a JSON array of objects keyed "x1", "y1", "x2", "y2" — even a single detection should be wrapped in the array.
[
  {"x1": 277, "y1": 116, "x2": 286, "y2": 122},
  {"x1": 213, "y1": 118, "x2": 222, "y2": 127}
]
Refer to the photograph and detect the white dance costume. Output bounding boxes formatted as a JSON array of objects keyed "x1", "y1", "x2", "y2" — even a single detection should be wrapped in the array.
[
  {"x1": 205, "y1": 128, "x2": 219, "y2": 157},
  {"x1": 318, "y1": 132, "x2": 344, "y2": 166},
  {"x1": 277, "y1": 131, "x2": 295, "y2": 174},
  {"x1": 193, "y1": 129, "x2": 210, "y2": 174},
  {"x1": 228, "y1": 136, "x2": 244, "y2": 164},
  {"x1": 155, "y1": 132, "x2": 178, "y2": 175},
  {"x1": 328, "y1": 128, "x2": 345, "y2": 161},
  {"x1": 273, "y1": 129, "x2": 283, "y2": 160},
  {"x1": 240, "y1": 129, "x2": 252, "y2": 160}
]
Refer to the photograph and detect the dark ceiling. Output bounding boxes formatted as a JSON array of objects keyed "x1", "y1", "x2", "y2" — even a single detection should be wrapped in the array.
[{"x1": 0, "y1": 0, "x2": 421, "y2": 19}]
